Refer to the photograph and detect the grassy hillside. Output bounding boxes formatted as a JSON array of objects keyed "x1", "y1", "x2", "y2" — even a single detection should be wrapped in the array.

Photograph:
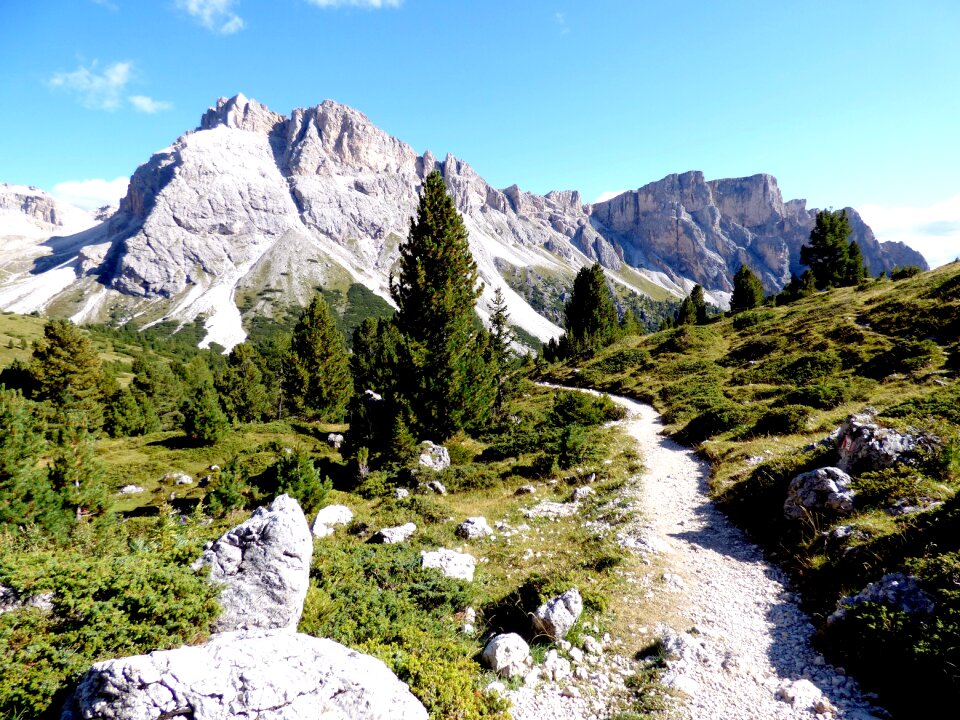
[{"x1": 541, "y1": 261, "x2": 960, "y2": 716}]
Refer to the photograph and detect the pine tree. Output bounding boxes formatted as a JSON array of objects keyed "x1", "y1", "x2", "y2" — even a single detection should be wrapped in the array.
[
  {"x1": 216, "y1": 343, "x2": 270, "y2": 424},
  {"x1": 49, "y1": 428, "x2": 109, "y2": 522},
  {"x1": 181, "y1": 382, "x2": 230, "y2": 445},
  {"x1": 676, "y1": 285, "x2": 708, "y2": 325},
  {"x1": 131, "y1": 354, "x2": 183, "y2": 430},
  {"x1": 800, "y1": 209, "x2": 853, "y2": 289},
  {"x1": 29, "y1": 319, "x2": 107, "y2": 430},
  {"x1": 563, "y1": 263, "x2": 619, "y2": 351},
  {"x1": 844, "y1": 240, "x2": 870, "y2": 285},
  {"x1": 270, "y1": 447, "x2": 330, "y2": 515},
  {"x1": 391, "y1": 170, "x2": 488, "y2": 439},
  {"x1": 284, "y1": 293, "x2": 352, "y2": 421},
  {"x1": 730, "y1": 265, "x2": 765, "y2": 313},
  {"x1": 489, "y1": 288, "x2": 518, "y2": 419},
  {"x1": 104, "y1": 387, "x2": 149, "y2": 437}
]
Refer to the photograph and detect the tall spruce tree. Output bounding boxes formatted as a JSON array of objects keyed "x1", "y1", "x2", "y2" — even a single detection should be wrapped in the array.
[
  {"x1": 730, "y1": 265, "x2": 765, "y2": 313},
  {"x1": 216, "y1": 343, "x2": 270, "y2": 424},
  {"x1": 844, "y1": 240, "x2": 870, "y2": 285},
  {"x1": 564, "y1": 263, "x2": 619, "y2": 351},
  {"x1": 391, "y1": 170, "x2": 489, "y2": 439},
  {"x1": 284, "y1": 292, "x2": 352, "y2": 421},
  {"x1": 489, "y1": 288, "x2": 518, "y2": 419},
  {"x1": 677, "y1": 285, "x2": 708, "y2": 325},
  {"x1": 800, "y1": 209, "x2": 854, "y2": 289}
]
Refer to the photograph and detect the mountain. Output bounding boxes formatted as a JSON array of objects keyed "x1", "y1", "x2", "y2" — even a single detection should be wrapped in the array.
[{"x1": 0, "y1": 95, "x2": 926, "y2": 349}]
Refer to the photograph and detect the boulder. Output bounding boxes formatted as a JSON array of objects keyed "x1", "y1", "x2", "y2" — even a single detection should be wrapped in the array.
[
  {"x1": 514, "y1": 484, "x2": 536, "y2": 496},
  {"x1": 532, "y1": 588, "x2": 583, "y2": 640},
  {"x1": 425, "y1": 479, "x2": 447, "y2": 495},
  {"x1": 193, "y1": 494, "x2": 312, "y2": 632},
  {"x1": 418, "y1": 442, "x2": 450, "y2": 472},
  {"x1": 481, "y1": 633, "x2": 531, "y2": 679},
  {"x1": 118, "y1": 485, "x2": 145, "y2": 495},
  {"x1": 311, "y1": 504, "x2": 353, "y2": 538},
  {"x1": 571, "y1": 486, "x2": 594, "y2": 502},
  {"x1": 393, "y1": 488, "x2": 410, "y2": 500},
  {"x1": 455, "y1": 516, "x2": 493, "y2": 540},
  {"x1": 163, "y1": 472, "x2": 193, "y2": 485},
  {"x1": 836, "y1": 409, "x2": 922, "y2": 472},
  {"x1": 829, "y1": 572, "x2": 935, "y2": 624},
  {"x1": 783, "y1": 467, "x2": 856, "y2": 520},
  {"x1": 1, "y1": 585, "x2": 53, "y2": 614},
  {"x1": 420, "y1": 548, "x2": 476, "y2": 581},
  {"x1": 61, "y1": 630, "x2": 428, "y2": 720},
  {"x1": 371, "y1": 522, "x2": 416, "y2": 544}
]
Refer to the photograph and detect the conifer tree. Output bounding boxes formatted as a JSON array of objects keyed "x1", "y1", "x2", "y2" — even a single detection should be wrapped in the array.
[
  {"x1": 285, "y1": 293, "x2": 352, "y2": 421},
  {"x1": 800, "y1": 209, "x2": 854, "y2": 289},
  {"x1": 676, "y1": 285, "x2": 708, "y2": 325},
  {"x1": 563, "y1": 263, "x2": 619, "y2": 351},
  {"x1": 489, "y1": 288, "x2": 518, "y2": 419},
  {"x1": 131, "y1": 354, "x2": 183, "y2": 430},
  {"x1": 29, "y1": 319, "x2": 107, "y2": 430},
  {"x1": 730, "y1": 265, "x2": 765, "y2": 313},
  {"x1": 216, "y1": 343, "x2": 270, "y2": 424},
  {"x1": 391, "y1": 170, "x2": 488, "y2": 439},
  {"x1": 181, "y1": 382, "x2": 230, "y2": 445},
  {"x1": 49, "y1": 428, "x2": 109, "y2": 522},
  {"x1": 844, "y1": 240, "x2": 870, "y2": 285}
]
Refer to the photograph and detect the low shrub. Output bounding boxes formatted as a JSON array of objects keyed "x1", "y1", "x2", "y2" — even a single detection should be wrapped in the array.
[
  {"x1": 863, "y1": 339, "x2": 944, "y2": 378},
  {"x1": 725, "y1": 336, "x2": 785, "y2": 365},
  {"x1": 589, "y1": 349, "x2": 651, "y2": 375},
  {"x1": 785, "y1": 351, "x2": 842, "y2": 384},
  {"x1": 784, "y1": 381, "x2": 852, "y2": 410},
  {"x1": 732, "y1": 309, "x2": 776, "y2": 330},
  {"x1": 675, "y1": 403, "x2": 752, "y2": 444},
  {"x1": 891, "y1": 265, "x2": 923, "y2": 281},
  {"x1": 750, "y1": 404, "x2": 811, "y2": 436},
  {"x1": 549, "y1": 390, "x2": 626, "y2": 427}
]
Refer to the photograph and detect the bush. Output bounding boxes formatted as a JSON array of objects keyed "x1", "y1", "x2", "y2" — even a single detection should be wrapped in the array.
[
  {"x1": 725, "y1": 336, "x2": 785, "y2": 365},
  {"x1": 548, "y1": 390, "x2": 625, "y2": 427},
  {"x1": 732, "y1": 309, "x2": 776, "y2": 330},
  {"x1": 750, "y1": 404, "x2": 811, "y2": 436},
  {"x1": 675, "y1": 404, "x2": 752, "y2": 444},
  {"x1": 784, "y1": 381, "x2": 852, "y2": 410},
  {"x1": 589, "y1": 349, "x2": 651, "y2": 375},
  {"x1": 891, "y1": 265, "x2": 923, "y2": 280},
  {"x1": 863, "y1": 339, "x2": 944, "y2": 378},
  {"x1": 785, "y1": 351, "x2": 842, "y2": 384}
]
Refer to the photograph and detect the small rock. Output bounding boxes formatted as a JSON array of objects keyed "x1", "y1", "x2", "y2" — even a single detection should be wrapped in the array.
[
  {"x1": 163, "y1": 472, "x2": 193, "y2": 486},
  {"x1": 561, "y1": 686, "x2": 580, "y2": 698},
  {"x1": 582, "y1": 635, "x2": 603, "y2": 655},
  {"x1": 784, "y1": 467, "x2": 856, "y2": 520},
  {"x1": 208, "y1": 464, "x2": 220, "y2": 472},
  {"x1": 456, "y1": 516, "x2": 493, "y2": 540},
  {"x1": 418, "y1": 441, "x2": 450, "y2": 472},
  {"x1": 394, "y1": 488, "x2": 410, "y2": 500},
  {"x1": 482, "y1": 633, "x2": 531, "y2": 678},
  {"x1": 371, "y1": 522, "x2": 416, "y2": 544},
  {"x1": 326, "y1": 433, "x2": 344, "y2": 450},
  {"x1": 569, "y1": 647, "x2": 584, "y2": 664},
  {"x1": 514, "y1": 484, "x2": 537, "y2": 496},
  {"x1": 542, "y1": 649, "x2": 572, "y2": 681},
  {"x1": 420, "y1": 548, "x2": 476, "y2": 581},
  {"x1": 571, "y1": 486, "x2": 594, "y2": 502},
  {"x1": 425, "y1": 479, "x2": 447, "y2": 495},
  {"x1": 311, "y1": 504, "x2": 353, "y2": 538},
  {"x1": 485, "y1": 681, "x2": 506, "y2": 695},
  {"x1": 118, "y1": 484, "x2": 145, "y2": 495},
  {"x1": 533, "y1": 589, "x2": 583, "y2": 640}
]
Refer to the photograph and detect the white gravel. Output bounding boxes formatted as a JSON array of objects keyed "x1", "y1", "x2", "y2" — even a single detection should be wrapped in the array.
[{"x1": 509, "y1": 390, "x2": 885, "y2": 720}]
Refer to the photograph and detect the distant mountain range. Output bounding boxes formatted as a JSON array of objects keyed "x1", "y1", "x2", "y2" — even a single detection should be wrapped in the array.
[{"x1": 0, "y1": 94, "x2": 927, "y2": 350}]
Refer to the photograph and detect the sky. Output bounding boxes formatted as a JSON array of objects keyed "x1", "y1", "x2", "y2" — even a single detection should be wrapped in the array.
[{"x1": 1, "y1": 0, "x2": 959, "y2": 266}]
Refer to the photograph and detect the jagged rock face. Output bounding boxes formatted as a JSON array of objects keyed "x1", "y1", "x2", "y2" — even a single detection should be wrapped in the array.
[
  {"x1": 591, "y1": 171, "x2": 927, "y2": 291},
  {"x1": 193, "y1": 494, "x2": 313, "y2": 633},
  {"x1": 61, "y1": 630, "x2": 428, "y2": 720}
]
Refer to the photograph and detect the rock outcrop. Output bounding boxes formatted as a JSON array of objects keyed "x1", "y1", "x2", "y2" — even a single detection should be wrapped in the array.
[
  {"x1": 783, "y1": 467, "x2": 856, "y2": 520},
  {"x1": 835, "y1": 409, "x2": 924, "y2": 472},
  {"x1": 193, "y1": 494, "x2": 312, "y2": 632},
  {"x1": 61, "y1": 629, "x2": 428, "y2": 720},
  {"x1": 418, "y1": 441, "x2": 450, "y2": 472},
  {"x1": 829, "y1": 573, "x2": 936, "y2": 624}
]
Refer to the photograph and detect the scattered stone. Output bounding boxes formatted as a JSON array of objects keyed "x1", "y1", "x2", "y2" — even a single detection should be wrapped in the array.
[
  {"x1": 829, "y1": 573, "x2": 935, "y2": 624},
  {"x1": 569, "y1": 647, "x2": 584, "y2": 664},
  {"x1": 775, "y1": 678, "x2": 824, "y2": 711},
  {"x1": 418, "y1": 441, "x2": 450, "y2": 472},
  {"x1": 560, "y1": 686, "x2": 580, "y2": 698},
  {"x1": 522, "y1": 500, "x2": 577, "y2": 520},
  {"x1": 371, "y1": 522, "x2": 417, "y2": 544},
  {"x1": 61, "y1": 630, "x2": 428, "y2": 720},
  {"x1": 327, "y1": 432, "x2": 344, "y2": 450},
  {"x1": 532, "y1": 589, "x2": 583, "y2": 640},
  {"x1": 456, "y1": 516, "x2": 493, "y2": 540},
  {"x1": 523, "y1": 667, "x2": 541, "y2": 687},
  {"x1": 584, "y1": 472, "x2": 597, "y2": 483},
  {"x1": 420, "y1": 548, "x2": 476, "y2": 581},
  {"x1": 0, "y1": 585, "x2": 53, "y2": 614},
  {"x1": 193, "y1": 494, "x2": 313, "y2": 632},
  {"x1": 118, "y1": 484, "x2": 144, "y2": 495},
  {"x1": 784, "y1": 467, "x2": 856, "y2": 520},
  {"x1": 482, "y1": 633, "x2": 531, "y2": 678},
  {"x1": 581, "y1": 635, "x2": 603, "y2": 656},
  {"x1": 542, "y1": 649, "x2": 572, "y2": 682},
  {"x1": 394, "y1": 488, "x2": 410, "y2": 500},
  {"x1": 571, "y1": 486, "x2": 594, "y2": 502},
  {"x1": 485, "y1": 681, "x2": 506, "y2": 695},
  {"x1": 163, "y1": 472, "x2": 193, "y2": 485},
  {"x1": 208, "y1": 464, "x2": 220, "y2": 472},
  {"x1": 311, "y1": 504, "x2": 353, "y2": 538},
  {"x1": 198, "y1": 475, "x2": 212, "y2": 487},
  {"x1": 425, "y1": 479, "x2": 447, "y2": 495},
  {"x1": 514, "y1": 484, "x2": 537, "y2": 496}
]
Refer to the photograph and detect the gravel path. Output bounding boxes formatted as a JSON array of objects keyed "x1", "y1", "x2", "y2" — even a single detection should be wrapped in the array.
[{"x1": 508, "y1": 390, "x2": 885, "y2": 720}]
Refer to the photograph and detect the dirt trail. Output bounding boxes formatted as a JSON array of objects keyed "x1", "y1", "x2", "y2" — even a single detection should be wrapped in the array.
[{"x1": 609, "y1": 393, "x2": 883, "y2": 720}]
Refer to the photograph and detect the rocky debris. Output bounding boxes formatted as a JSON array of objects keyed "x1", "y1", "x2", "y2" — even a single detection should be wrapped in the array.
[
  {"x1": 118, "y1": 484, "x2": 145, "y2": 495},
  {"x1": 371, "y1": 522, "x2": 416, "y2": 544},
  {"x1": 784, "y1": 467, "x2": 856, "y2": 520},
  {"x1": 424, "y1": 479, "x2": 447, "y2": 495},
  {"x1": 522, "y1": 500, "x2": 578, "y2": 520},
  {"x1": 393, "y1": 488, "x2": 410, "y2": 500},
  {"x1": 514, "y1": 484, "x2": 537, "y2": 496},
  {"x1": 482, "y1": 633, "x2": 531, "y2": 679},
  {"x1": 420, "y1": 548, "x2": 476, "y2": 581},
  {"x1": 61, "y1": 629, "x2": 428, "y2": 720},
  {"x1": 418, "y1": 441, "x2": 450, "y2": 472},
  {"x1": 193, "y1": 494, "x2": 312, "y2": 632},
  {"x1": 581, "y1": 635, "x2": 603, "y2": 656},
  {"x1": 0, "y1": 585, "x2": 53, "y2": 614},
  {"x1": 836, "y1": 409, "x2": 925, "y2": 472},
  {"x1": 163, "y1": 472, "x2": 194, "y2": 485},
  {"x1": 461, "y1": 606, "x2": 477, "y2": 634},
  {"x1": 571, "y1": 486, "x2": 594, "y2": 502},
  {"x1": 311, "y1": 504, "x2": 353, "y2": 538},
  {"x1": 829, "y1": 573, "x2": 936, "y2": 624},
  {"x1": 532, "y1": 589, "x2": 583, "y2": 640},
  {"x1": 775, "y1": 678, "x2": 829, "y2": 712},
  {"x1": 327, "y1": 433, "x2": 344, "y2": 450},
  {"x1": 455, "y1": 516, "x2": 493, "y2": 540}
]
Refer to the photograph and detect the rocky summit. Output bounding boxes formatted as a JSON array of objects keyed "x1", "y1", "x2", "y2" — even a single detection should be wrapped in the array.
[{"x1": 0, "y1": 94, "x2": 925, "y2": 350}]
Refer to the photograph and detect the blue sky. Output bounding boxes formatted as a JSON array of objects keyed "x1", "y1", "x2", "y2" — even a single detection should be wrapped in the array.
[{"x1": 2, "y1": 0, "x2": 959, "y2": 265}]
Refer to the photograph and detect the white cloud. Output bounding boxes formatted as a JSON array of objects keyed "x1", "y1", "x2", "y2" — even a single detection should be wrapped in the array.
[
  {"x1": 593, "y1": 190, "x2": 627, "y2": 204},
  {"x1": 858, "y1": 193, "x2": 960, "y2": 268},
  {"x1": 554, "y1": 11, "x2": 570, "y2": 35},
  {"x1": 305, "y1": 0, "x2": 402, "y2": 8},
  {"x1": 129, "y1": 95, "x2": 173, "y2": 113},
  {"x1": 91, "y1": 0, "x2": 119, "y2": 10},
  {"x1": 176, "y1": 0, "x2": 245, "y2": 34},
  {"x1": 48, "y1": 61, "x2": 133, "y2": 111},
  {"x1": 51, "y1": 178, "x2": 129, "y2": 211}
]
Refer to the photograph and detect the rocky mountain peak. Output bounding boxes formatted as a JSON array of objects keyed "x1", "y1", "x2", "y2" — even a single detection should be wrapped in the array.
[{"x1": 199, "y1": 93, "x2": 284, "y2": 134}]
